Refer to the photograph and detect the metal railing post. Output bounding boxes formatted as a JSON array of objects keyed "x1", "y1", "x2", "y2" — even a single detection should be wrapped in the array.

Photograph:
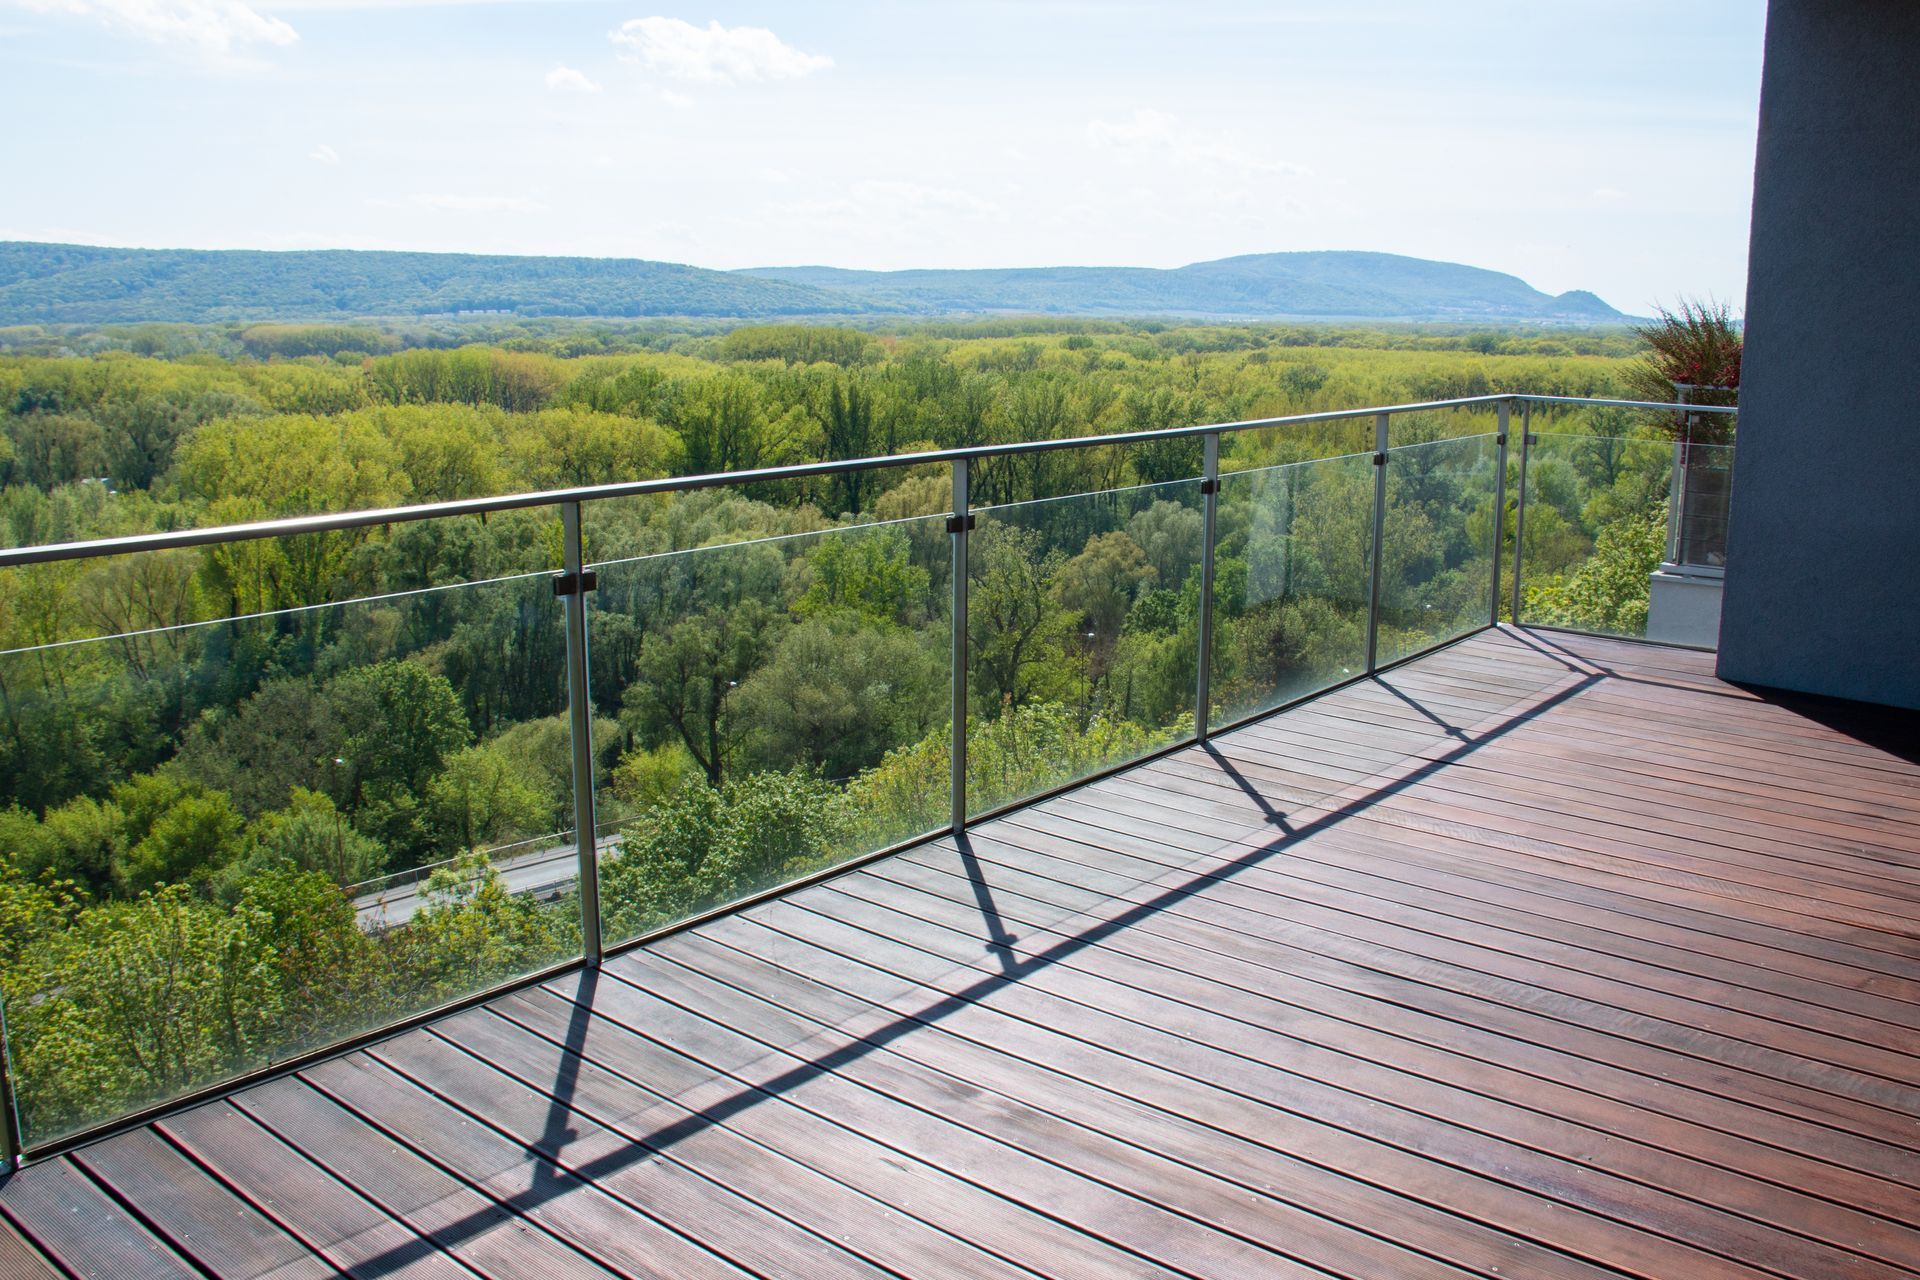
[
  {"x1": 1194, "y1": 433, "x2": 1221, "y2": 741},
  {"x1": 0, "y1": 995, "x2": 21, "y2": 1168},
  {"x1": 1510, "y1": 402, "x2": 1534, "y2": 624},
  {"x1": 1666, "y1": 383, "x2": 1691, "y2": 565},
  {"x1": 949, "y1": 459, "x2": 971, "y2": 835},
  {"x1": 1490, "y1": 400, "x2": 1511, "y2": 624},
  {"x1": 1364, "y1": 412, "x2": 1390, "y2": 673},
  {"x1": 559, "y1": 500, "x2": 603, "y2": 964}
]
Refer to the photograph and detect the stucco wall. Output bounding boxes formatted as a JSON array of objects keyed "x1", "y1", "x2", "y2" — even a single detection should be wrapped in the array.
[{"x1": 1717, "y1": 0, "x2": 1920, "y2": 709}]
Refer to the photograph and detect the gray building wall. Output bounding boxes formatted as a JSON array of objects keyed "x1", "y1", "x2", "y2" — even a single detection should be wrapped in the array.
[{"x1": 1717, "y1": 0, "x2": 1920, "y2": 709}]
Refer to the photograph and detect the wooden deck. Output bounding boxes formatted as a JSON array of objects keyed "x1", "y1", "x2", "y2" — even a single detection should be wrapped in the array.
[{"x1": 5, "y1": 626, "x2": 1919, "y2": 1280}]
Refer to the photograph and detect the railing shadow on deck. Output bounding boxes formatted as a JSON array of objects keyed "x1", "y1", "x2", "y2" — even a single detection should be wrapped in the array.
[{"x1": 278, "y1": 658, "x2": 1597, "y2": 1279}]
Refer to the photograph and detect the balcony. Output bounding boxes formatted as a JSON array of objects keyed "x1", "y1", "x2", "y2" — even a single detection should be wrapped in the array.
[{"x1": 4, "y1": 394, "x2": 1919, "y2": 1279}]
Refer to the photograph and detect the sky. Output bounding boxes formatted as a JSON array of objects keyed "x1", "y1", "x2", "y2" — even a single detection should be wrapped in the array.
[{"x1": 0, "y1": 0, "x2": 1767, "y2": 315}]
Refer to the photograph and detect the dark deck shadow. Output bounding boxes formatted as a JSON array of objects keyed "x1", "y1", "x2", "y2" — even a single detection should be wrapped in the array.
[
  {"x1": 529, "y1": 968, "x2": 596, "y2": 1192},
  {"x1": 954, "y1": 832, "x2": 1021, "y2": 975},
  {"x1": 326, "y1": 660, "x2": 1599, "y2": 1278},
  {"x1": 1371, "y1": 676, "x2": 1470, "y2": 741}
]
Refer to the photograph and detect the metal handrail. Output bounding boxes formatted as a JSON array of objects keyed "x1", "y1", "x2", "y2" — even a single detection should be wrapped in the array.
[
  {"x1": 0, "y1": 394, "x2": 1734, "y2": 570},
  {"x1": 0, "y1": 388, "x2": 1734, "y2": 1162}
]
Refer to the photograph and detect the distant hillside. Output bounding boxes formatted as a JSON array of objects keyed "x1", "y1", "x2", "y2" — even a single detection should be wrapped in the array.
[
  {"x1": 743, "y1": 252, "x2": 1624, "y2": 323},
  {"x1": 0, "y1": 243, "x2": 892, "y2": 324},
  {"x1": 0, "y1": 242, "x2": 1623, "y2": 325}
]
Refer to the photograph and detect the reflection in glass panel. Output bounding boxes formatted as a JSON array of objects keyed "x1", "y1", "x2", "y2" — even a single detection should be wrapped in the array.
[
  {"x1": 588, "y1": 510, "x2": 952, "y2": 948},
  {"x1": 1516, "y1": 432, "x2": 1683, "y2": 639},
  {"x1": 1376, "y1": 434, "x2": 1501, "y2": 665},
  {"x1": 967, "y1": 479, "x2": 1203, "y2": 818},
  {"x1": 1209, "y1": 453, "x2": 1373, "y2": 725},
  {"x1": 0, "y1": 518, "x2": 581, "y2": 1150}
]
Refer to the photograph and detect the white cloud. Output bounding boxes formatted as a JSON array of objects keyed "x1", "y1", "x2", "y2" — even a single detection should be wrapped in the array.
[
  {"x1": 657, "y1": 86, "x2": 691, "y2": 109},
  {"x1": 609, "y1": 16, "x2": 829, "y2": 85},
  {"x1": 544, "y1": 63, "x2": 600, "y2": 93},
  {"x1": 9, "y1": 0, "x2": 297, "y2": 53},
  {"x1": 308, "y1": 142, "x2": 339, "y2": 164}
]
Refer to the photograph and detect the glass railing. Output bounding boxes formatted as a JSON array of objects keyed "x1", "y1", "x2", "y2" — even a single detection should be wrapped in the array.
[
  {"x1": 0, "y1": 520, "x2": 585, "y2": 1151},
  {"x1": 0, "y1": 392, "x2": 1735, "y2": 1163},
  {"x1": 1208, "y1": 452, "x2": 1374, "y2": 724},
  {"x1": 1509, "y1": 411, "x2": 1736, "y2": 642}
]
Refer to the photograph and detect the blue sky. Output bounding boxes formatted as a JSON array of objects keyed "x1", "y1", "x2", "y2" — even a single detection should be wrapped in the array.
[{"x1": 0, "y1": 1, "x2": 1765, "y2": 314}]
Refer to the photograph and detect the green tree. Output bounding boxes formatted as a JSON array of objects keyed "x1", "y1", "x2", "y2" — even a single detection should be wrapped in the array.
[
  {"x1": 622, "y1": 602, "x2": 776, "y2": 787},
  {"x1": 968, "y1": 523, "x2": 1077, "y2": 712},
  {"x1": 427, "y1": 744, "x2": 552, "y2": 853},
  {"x1": 735, "y1": 614, "x2": 943, "y2": 780},
  {"x1": 602, "y1": 769, "x2": 849, "y2": 940}
]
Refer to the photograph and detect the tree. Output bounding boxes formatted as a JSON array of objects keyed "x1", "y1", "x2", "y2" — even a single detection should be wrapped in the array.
[
  {"x1": 428, "y1": 744, "x2": 552, "y2": 854},
  {"x1": 1625, "y1": 299, "x2": 1740, "y2": 442},
  {"x1": 242, "y1": 788, "x2": 385, "y2": 887},
  {"x1": 622, "y1": 602, "x2": 776, "y2": 787},
  {"x1": 793, "y1": 527, "x2": 931, "y2": 628},
  {"x1": 602, "y1": 769, "x2": 849, "y2": 941},
  {"x1": 1525, "y1": 505, "x2": 1667, "y2": 634},
  {"x1": 1055, "y1": 531, "x2": 1157, "y2": 641},
  {"x1": 967, "y1": 523, "x2": 1078, "y2": 713},
  {"x1": 734, "y1": 614, "x2": 943, "y2": 780},
  {"x1": 819, "y1": 377, "x2": 880, "y2": 513}
]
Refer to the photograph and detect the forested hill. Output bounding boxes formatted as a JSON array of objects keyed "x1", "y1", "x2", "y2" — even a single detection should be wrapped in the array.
[
  {"x1": 0, "y1": 241, "x2": 1623, "y2": 325},
  {"x1": 0, "y1": 242, "x2": 894, "y2": 324},
  {"x1": 743, "y1": 252, "x2": 1625, "y2": 323}
]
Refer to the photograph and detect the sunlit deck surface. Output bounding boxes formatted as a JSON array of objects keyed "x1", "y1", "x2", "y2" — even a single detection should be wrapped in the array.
[{"x1": 5, "y1": 626, "x2": 1920, "y2": 1280}]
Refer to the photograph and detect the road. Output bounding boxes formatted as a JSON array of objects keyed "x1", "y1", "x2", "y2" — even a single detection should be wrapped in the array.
[{"x1": 352, "y1": 833, "x2": 621, "y2": 930}]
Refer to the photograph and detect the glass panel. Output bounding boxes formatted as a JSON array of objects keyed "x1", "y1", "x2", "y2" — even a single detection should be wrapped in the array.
[
  {"x1": 587, "y1": 504, "x2": 952, "y2": 948},
  {"x1": 0, "y1": 518, "x2": 581, "y2": 1150},
  {"x1": 1209, "y1": 452, "x2": 1373, "y2": 724},
  {"x1": 967, "y1": 478, "x2": 1202, "y2": 818},
  {"x1": 1376, "y1": 433, "x2": 1501, "y2": 665},
  {"x1": 1675, "y1": 442, "x2": 1734, "y2": 569},
  {"x1": 1515, "y1": 432, "x2": 1684, "y2": 639}
]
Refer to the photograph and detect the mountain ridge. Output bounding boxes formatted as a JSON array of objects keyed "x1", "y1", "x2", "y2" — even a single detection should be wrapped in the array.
[{"x1": 0, "y1": 241, "x2": 1625, "y2": 326}]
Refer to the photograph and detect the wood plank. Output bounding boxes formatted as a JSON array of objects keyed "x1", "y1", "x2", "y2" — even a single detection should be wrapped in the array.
[
  {"x1": 1051, "y1": 770, "x2": 1920, "y2": 1028},
  {"x1": 73, "y1": 1129, "x2": 339, "y2": 1280},
  {"x1": 365, "y1": 1021, "x2": 890, "y2": 1280},
  {"x1": 0, "y1": 1159, "x2": 199, "y2": 1278},
  {"x1": 722, "y1": 893, "x2": 1788, "y2": 1280},
  {"x1": 0, "y1": 1214, "x2": 62, "y2": 1280},
  {"x1": 426, "y1": 1000, "x2": 1033, "y2": 1280},
  {"x1": 494, "y1": 978, "x2": 1147, "y2": 1280},
  {"x1": 996, "y1": 802, "x2": 1920, "y2": 1153},
  {"x1": 160, "y1": 1101, "x2": 481, "y2": 1280},
  {"x1": 561, "y1": 961, "x2": 1269, "y2": 1279},
  {"x1": 869, "y1": 835, "x2": 1920, "y2": 1213},
  {"x1": 783, "y1": 875, "x2": 1920, "y2": 1279},
  {"x1": 662, "y1": 918, "x2": 1610, "y2": 1280},
  {"x1": 285, "y1": 1053, "x2": 748, "y2": 1280}
]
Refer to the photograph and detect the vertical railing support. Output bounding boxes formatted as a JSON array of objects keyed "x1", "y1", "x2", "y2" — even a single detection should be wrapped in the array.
[
  {"x1": 1510, "y1": 401, "x2": 1534, "y2": 624},
  {"x1": 1194, "y1": 433, "x2": 1221, "y2": 742},
  {"x1": 949, "y1": 459, "x2": 971, "y2": 835},
  {"x1": 0, "y1": 995, "x2": 21, "y2": 1169},
  {"x1": 1364, "y1": 411, "x2": 1390, "y2": 673},
  {"x1": 1489, "y1": 399, "x2": 1511, "y2": 624},
  {"x1": 1666, "y1": 383, "x2": 1691, "y2": 565},
  {"x1": 559, "y1": 500, "x2": 603, "y2": 964}
]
